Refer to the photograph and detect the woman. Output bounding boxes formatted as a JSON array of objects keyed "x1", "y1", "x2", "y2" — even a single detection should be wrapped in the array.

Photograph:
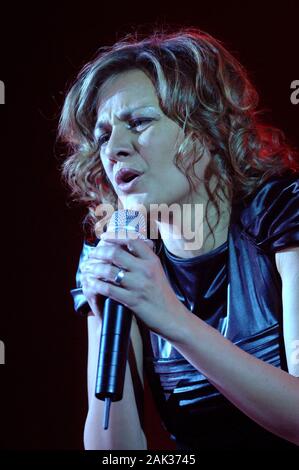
[{"x1": 58, "y1": 28, "x2": 299, "y2": 450}]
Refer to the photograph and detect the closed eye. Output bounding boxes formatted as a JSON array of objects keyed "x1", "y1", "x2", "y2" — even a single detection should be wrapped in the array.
[
  {"x1": 128, "y1": 118, "x2": 153, "y2": 131},
  {"x1": 97, "y1": 118, "x2": 153, "y2": 147},
  {"x1": 97, "y1": 133, "x2": 110, "y2": 147}
]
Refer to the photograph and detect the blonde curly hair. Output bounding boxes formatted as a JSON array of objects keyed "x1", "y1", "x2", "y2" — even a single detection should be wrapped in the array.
[{"x1": 58, "y1": 27, "x2": 298, "y2": 245}]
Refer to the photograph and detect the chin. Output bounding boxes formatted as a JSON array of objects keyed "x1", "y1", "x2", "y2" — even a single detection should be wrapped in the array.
[
  {"x1": 118, "y1": 192, "x2": 182, "y2": 212},
  {"x1": 118, "y1": 193, "x2": 152, "y2": 211}
]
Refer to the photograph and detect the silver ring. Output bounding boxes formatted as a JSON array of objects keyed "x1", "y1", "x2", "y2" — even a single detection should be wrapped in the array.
[{"x1": 114, "y1": 269, "x2": 125, "y2": 285}]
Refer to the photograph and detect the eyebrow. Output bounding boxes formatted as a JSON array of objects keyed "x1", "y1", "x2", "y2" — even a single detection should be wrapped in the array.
[{"x1": 95, "y1": 105, "x2": 158, "y2": 131}]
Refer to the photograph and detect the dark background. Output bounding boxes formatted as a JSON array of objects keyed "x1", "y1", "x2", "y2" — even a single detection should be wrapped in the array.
[{"x1": 0, "y1": 0, "x2": 298, "y2": 451}]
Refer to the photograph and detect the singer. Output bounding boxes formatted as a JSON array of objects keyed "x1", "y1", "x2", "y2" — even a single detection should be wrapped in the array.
[{"x1": 58, "y1": 28, "x2": 299, "y2": 450}]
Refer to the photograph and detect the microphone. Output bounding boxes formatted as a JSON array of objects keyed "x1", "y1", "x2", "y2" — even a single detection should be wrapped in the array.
[{"x1": 95, "y1": 209, "x2": 147, "y2": 430}]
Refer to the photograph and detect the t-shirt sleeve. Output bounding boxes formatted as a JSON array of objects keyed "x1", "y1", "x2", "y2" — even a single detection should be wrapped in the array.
[
  {"x1": 240, "y1": 173, "x2": 299, "y2": 253},
  {"x1": 70, "y1": 239, "x2": 99, "y2": 317}
]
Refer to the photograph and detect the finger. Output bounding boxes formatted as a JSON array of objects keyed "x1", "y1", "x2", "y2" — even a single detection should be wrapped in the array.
[
  {"x1": 126, "y1": 238, "x2": 155, "y2": 259},
  {"x1": 102, "y1": 233, "x2": 154, "y2": 256},
  {"x1": 101, "y1": 230, "x2": 139, "y2": 242},
  {"x1": 90, "y1": 243, "x2": 137, "y2": 272},
  {"x1": 99, "y1": 236, "x2": 131, "y2": 247},
  {"x1": 99, "y1": 233, "x2": 136, "y2": 252},
  {"x1": 85, "y1": 275, "x2": 133, "y2": 307},
  {"x1": 82, "y1": 261, "x2": 129, "y2": 286},
  {"x1": 101, "y1": 235, "x2": 154, "y2": 252}
]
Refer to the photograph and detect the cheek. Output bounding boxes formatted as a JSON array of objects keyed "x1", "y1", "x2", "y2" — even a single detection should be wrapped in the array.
[
  {"x1": 100, "y1": 158, "x2": 112, "y2": 179},
  {"x1": 138, "y1": 127, "x2": 159, "y2": 148},
  {"x1": 139, "y1": 128, "x2": 180, "y2": 164}
]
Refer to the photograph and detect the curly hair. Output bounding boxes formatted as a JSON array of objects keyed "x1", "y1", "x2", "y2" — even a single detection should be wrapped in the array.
[{"x1": 57, "y1": 27, "x2": 299, "y2": 245}]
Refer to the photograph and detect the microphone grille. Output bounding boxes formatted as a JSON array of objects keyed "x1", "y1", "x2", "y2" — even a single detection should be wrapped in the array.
[{"x1": 107, "y1": 210, "x2": 147, "y2": 240}]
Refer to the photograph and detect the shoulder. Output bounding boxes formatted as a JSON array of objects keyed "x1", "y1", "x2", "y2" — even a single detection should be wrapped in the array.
[{"x1": 234, "y1": 172, "x2": 299, "y2": 253}]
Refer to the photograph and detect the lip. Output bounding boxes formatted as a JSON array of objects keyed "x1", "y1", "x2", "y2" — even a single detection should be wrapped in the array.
[
  {"x1": 114, "y1": 167, "x2": 143, "y2": 191},
  {"x1": 116, "y1": 174, "x2": 143, "y2": 193},
  {"x1": 115, "y1": 168, "x2": 143, "y2": 185}
]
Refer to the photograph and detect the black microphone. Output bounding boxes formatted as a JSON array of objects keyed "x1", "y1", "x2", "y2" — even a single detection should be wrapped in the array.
[{"x1": 95, "y1": 209, "x2": 147, "y2": 429}]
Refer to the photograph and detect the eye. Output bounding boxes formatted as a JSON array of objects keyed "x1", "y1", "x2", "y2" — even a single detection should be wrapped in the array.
[
  {"x1": 96, "y1": 118, "x2": 153, "y2": 147},
  {"x1": 128, "y1": 118, "x2": 153, "y2": 131},
  {"x1": 97, "y1": 133, "x2": 110, "y2": 147}
]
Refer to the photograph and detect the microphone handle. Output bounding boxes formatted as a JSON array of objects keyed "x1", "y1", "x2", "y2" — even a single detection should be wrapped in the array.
[{"x1": 95, "y1": 297, "x2": 132, "y2": 402}]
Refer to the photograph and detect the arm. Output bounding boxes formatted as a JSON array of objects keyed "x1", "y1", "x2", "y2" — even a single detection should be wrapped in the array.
[
  {"x1": 275, "y1": 246, "x2": 299, "y2": 376},
  {"x1": 83, "y1": 311, "x2": 147, "y2": 450},
  {"x1": 86, "y1": 236, "x2": 299, "y2": 445},
  {"x1": 169, "y1": 247, "x2": 299, "y2": 445}
]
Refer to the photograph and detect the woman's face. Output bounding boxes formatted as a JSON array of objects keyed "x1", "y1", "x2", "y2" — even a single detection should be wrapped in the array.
[{"x1": 95, "y1": 69, "x2": 208, "y2": 211}]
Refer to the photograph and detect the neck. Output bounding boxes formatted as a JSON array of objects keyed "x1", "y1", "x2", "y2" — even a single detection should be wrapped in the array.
[{"x1": 153, "y1": 181, "x2": 231, "y2": 259}]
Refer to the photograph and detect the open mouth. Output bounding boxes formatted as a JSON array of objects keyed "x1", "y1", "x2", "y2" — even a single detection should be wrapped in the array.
[
  {"x1": 122, "y1": 173, "x2": 139, "y2": 183},
  {"x1": 115, "y1": 168, "x2": 143, "y2": 186}
]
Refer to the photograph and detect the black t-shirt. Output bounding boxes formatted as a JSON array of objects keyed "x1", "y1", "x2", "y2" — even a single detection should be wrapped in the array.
[{"x1": 70, "y1": 173, "x2": 299, "y2": 450}]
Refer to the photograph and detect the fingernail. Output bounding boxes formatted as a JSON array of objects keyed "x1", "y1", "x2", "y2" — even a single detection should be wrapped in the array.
[{"x1": 127, "y1": 243, "x2": 134, "y2": 252}]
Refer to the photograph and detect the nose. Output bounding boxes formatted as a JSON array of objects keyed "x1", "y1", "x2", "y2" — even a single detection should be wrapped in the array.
[{"x1": 102, "y1": 125, "x2": 135, "y2": 163}]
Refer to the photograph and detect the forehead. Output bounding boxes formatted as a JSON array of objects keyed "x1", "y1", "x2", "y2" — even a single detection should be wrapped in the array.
[{"x1": 96, "y1": 69, "x2": 160, "y2": 117}]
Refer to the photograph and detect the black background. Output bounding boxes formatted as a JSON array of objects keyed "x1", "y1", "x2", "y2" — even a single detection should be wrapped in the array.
[{"x1": 0, "y1": 0, "x2": 298, "y2": 451}]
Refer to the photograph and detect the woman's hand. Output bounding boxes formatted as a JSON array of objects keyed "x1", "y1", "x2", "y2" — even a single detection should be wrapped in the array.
[{"x1": 80, "y1": 232, "x2": 188, "y2": 341}]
